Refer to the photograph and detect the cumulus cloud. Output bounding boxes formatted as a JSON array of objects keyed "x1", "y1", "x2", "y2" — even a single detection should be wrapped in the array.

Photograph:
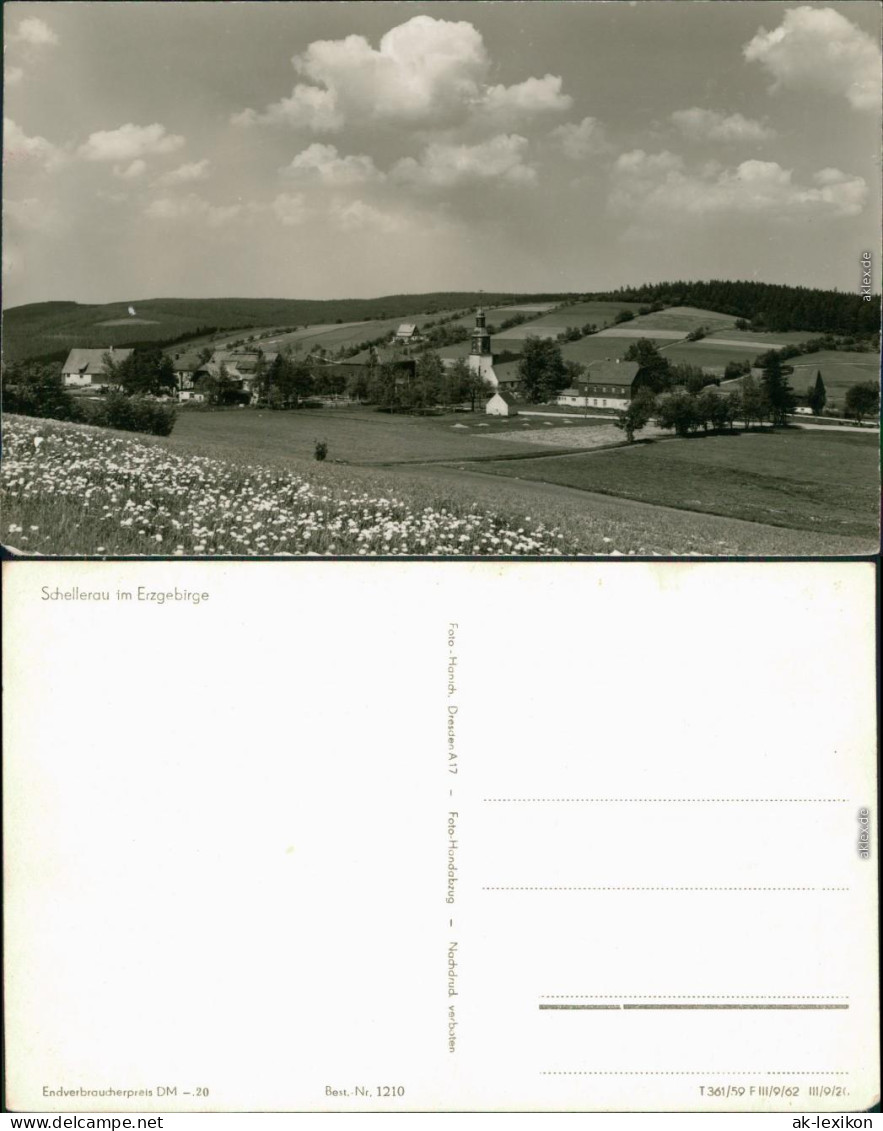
[
  {"x1": 79, "y1": 123, "x2": 185, "y2": 162},
  {"x1": 281, "y1": 143, "x2": 383, "y2": 185},
  {"x1": 145, "y1": 194, "x2": 241, "y2": 227},
  {"x1": 272, "y1": 192, "x2": 309, "y2": 226},
  {"x1": 609, "y1": 149, "x2": 868, "y2": 219},
  {"x1": 3, "y1": 117, "x2": 65, "y2": 170},
  {"x1": 233, "y1": 15, "x2": 570, "y2": 133},
  {"x1": 482, "y1": 74, "x2": 572, "y2": 120},
  {"x1": 392, "y1": 134, "x2": 536, "y2": 188},
  {"x1": 11, "y1": 17, "x2": 58, "y2": 46},
  {"x1": 154, "y1": 159, "x2": 211, "y2": 187},
  {"x1": 232, "y1": 84, "x2": 343, "y2": 132},
  {"x1": 744, "y1": 6, "x2": 882, "y2": 112},
  {"x1": 551, "y1": 116, "x2": 610, "y2": 159},
  {"x1": 331, "y1": 199, "x2": 405, "y2": 234},
  {"x1": 671, "y1": 108, "x2": 776, "y2": 143}
]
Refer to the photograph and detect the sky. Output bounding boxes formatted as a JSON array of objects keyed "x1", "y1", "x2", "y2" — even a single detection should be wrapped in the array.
[{"x1": 3, "y1": 0, "x2": 881, "y2": 307}]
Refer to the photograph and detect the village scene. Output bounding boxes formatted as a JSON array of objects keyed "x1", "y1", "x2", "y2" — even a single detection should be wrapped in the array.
[{"x1": 2, "y1": 1, "x2": 880, "y2": 557}]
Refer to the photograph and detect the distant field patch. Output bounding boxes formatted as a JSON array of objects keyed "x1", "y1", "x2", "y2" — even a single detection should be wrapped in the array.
[
  {"x1": 95, "y1": 318, "x2": 160, "y2": 326},
  {"x1": 623, "y1": 306, "x2": 738, "y2": 333},
  {"x1": 474, "y1": 429, "x2": 879, "y2": 540},
  {"x1": 516, "y1": 300, "x2": 644, "y2": 329},
  {"x1": 492, "y1": 325, "x2": 564, "y2": 340},
  {"x1": 701, "y1": 337, "x2": 787, "y2": 350},
  {"x1": 493, "y1": 303, "x2": 559, "y2": 313},
  {"x1": 595, "y1": 327, "x2": 687, "y2": 340},
  {"x1": 482, "y1": 421, "x2": 668, "y2": 450},
  {"x1": 662, "y1": 342, "x2": 769, "y2": 370},
  {"x1": 788, "y1": 351, "x2": 880, "y2": 401},
  {"x1": 559, "y1": 336, "x2": 672, "y2": 365}
]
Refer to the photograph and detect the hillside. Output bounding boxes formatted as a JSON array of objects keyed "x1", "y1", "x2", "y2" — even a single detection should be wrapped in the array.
[{"x1": 1, "y1": 292, "x2": 572, "y2": 364}]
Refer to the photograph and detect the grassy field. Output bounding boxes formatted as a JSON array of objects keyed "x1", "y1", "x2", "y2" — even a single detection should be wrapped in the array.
[
  {"x1": 622, "y1": 306, "x2": 738, "y2": 334},
  {"x1": 519, "y1": 300, "x2": 645, "y2": 328},
  {"x1": 6, "y1": 413, "x2": 873, "y2": 557},
  {"x1": 167, "y1": 405, "x2": 608, "y2": 465},
  {"x1": 787, "y1": 352, "x2": 880, "y2": 402},
  {"x1": 471, "y1": 429, "x2": 879, "y2": 541},
  {"x1": 703, "y1": 330, "x2": 824, "y2": 347}
]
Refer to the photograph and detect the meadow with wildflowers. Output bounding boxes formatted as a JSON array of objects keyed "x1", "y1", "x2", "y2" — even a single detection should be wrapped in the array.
[
  {"x1": 3, "y1": 414, "x2": 873, "y2": 557},
  {"x1": 2, "y1": 416, "x2": 570, "y2": 556}
]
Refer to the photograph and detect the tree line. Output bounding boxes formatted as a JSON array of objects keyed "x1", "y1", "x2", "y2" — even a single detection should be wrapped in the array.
[{"x1": 589, "y1": 279, "x2": 880, "y2": 338}]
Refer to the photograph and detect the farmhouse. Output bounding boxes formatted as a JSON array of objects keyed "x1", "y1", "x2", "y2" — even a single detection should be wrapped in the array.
[
  {"x1": 557, "y1": 359, "x2": 641, "y2": 409},
  {"x1": 62, "y1": 347, "x2": 133, "y2": 388},
  {"x1": 394, "y1": 323, "x2": 423, "y2": 345},
  {"x1": 170, "y1": 351, "x2": 206, "y2": 394}
]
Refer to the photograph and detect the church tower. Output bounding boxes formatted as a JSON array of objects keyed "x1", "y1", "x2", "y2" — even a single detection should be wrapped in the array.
[
  {"x1": 471, "y1": 308, "x2": 492, "y2": 357},
  {"x1": 468, "y1": 307, "x2": 497, "y2": 386}
]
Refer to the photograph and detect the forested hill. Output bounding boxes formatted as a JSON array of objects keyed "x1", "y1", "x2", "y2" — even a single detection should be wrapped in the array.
[
  {"x1": 589, "y1": 280, "x2": 881, "y2": 338},
  {"x1": 1, "y1": 292, "x2": 566, "y2": 364}
]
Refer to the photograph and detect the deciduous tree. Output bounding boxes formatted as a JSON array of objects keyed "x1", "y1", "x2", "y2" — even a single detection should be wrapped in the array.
[
  {"x1": 844, "y1": 382, "x2": 880, "y2": 425},
  {"x1": 517, "y1": 337, "x2": 568, "y2": 403},
  {"x1": 614, "y1": 388, "x2": 656, "y2": 442}
]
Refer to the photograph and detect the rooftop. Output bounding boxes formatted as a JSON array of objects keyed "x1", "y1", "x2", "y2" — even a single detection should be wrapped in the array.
[{"x1": 62, "y1": 347, "x2": 134, "y2": 374}]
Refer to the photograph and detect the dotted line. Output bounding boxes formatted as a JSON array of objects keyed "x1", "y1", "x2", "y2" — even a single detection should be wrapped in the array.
[
  {"x1": 539, "y1": 995, "x2": 849, "y2": 1000},
  {"x1": 483, "y1": 798, "x2": 849, "y2": 803},
  {"x1": 483, "y1": 886, "x2": 850, "y2": 892},
  {"x1": 540, "y1": 1071, "x2": 850, "y2": 1077}
]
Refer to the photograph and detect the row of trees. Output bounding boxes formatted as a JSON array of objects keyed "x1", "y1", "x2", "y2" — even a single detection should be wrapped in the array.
[
  {"x1": 617, "y1": 372, "x2": 879, "y2": 443},
  {"x1": 615, "y1": 378, "x2": 777, "y2": 443},
  {"x1": 360, "y1": 355, "x2": 490, "y2": 413},
  {"x1": 4, "y1": 361, "x2": 176, "y2": 435}
]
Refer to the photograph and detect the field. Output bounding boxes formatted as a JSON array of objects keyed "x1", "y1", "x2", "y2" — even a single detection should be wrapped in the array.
[
  {"x1": 787, "y1": 352, "x2": 880, "y2": 402},
  {"x1": 236, "y1": 314, "x2": 452, "y2": 355},
  {"x1": 5, "y1": 412, "x2": 874, "y2": 557},
  {"x1": 516, "y1": 300, "x2": 645, "y2": 328},
  {"x1": 1, "y1": 415, "x2": 570, "y2": 557},
  {"x1": 470, "y1": 429, "x2": 879, "y2": 541},
  {"x1": 620, "y1": 306, "x2": 739, "y2": 334},
  {"x1": 166, "y1": 406, "x2": 610, "y2": 465}
]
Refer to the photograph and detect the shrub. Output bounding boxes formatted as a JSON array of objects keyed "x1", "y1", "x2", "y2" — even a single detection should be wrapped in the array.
[
  {"x1": 93, "y1": 392, "x2": 177, "y2": 436},
  {"x1": 314, "y1": 439, "x2": 328, "y2": 461}
]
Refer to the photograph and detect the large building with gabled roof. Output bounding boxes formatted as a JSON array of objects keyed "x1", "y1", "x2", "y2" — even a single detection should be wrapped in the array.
[{"x1": 62, "y1": 347, "x2": 134, "y2": 388}]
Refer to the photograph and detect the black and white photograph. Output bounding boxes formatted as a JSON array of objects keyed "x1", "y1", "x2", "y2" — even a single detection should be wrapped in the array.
[{"x1": 2, "y1": 0, "x2": 881, "y2": 558}]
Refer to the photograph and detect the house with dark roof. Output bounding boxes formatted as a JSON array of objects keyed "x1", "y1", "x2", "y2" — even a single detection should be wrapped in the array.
[
  {"x1": 62, "y1": 347, "x2": 134, "y2": 388},
  {"x1": 394, "y1": 323, "x2": 422, "y2": 344},
  {"x1": 170, "y1": 352, "x2": 207, "y2": 394},
  {"x1": 556, "y1": 359, "x2": 642, "y2": 409}
]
